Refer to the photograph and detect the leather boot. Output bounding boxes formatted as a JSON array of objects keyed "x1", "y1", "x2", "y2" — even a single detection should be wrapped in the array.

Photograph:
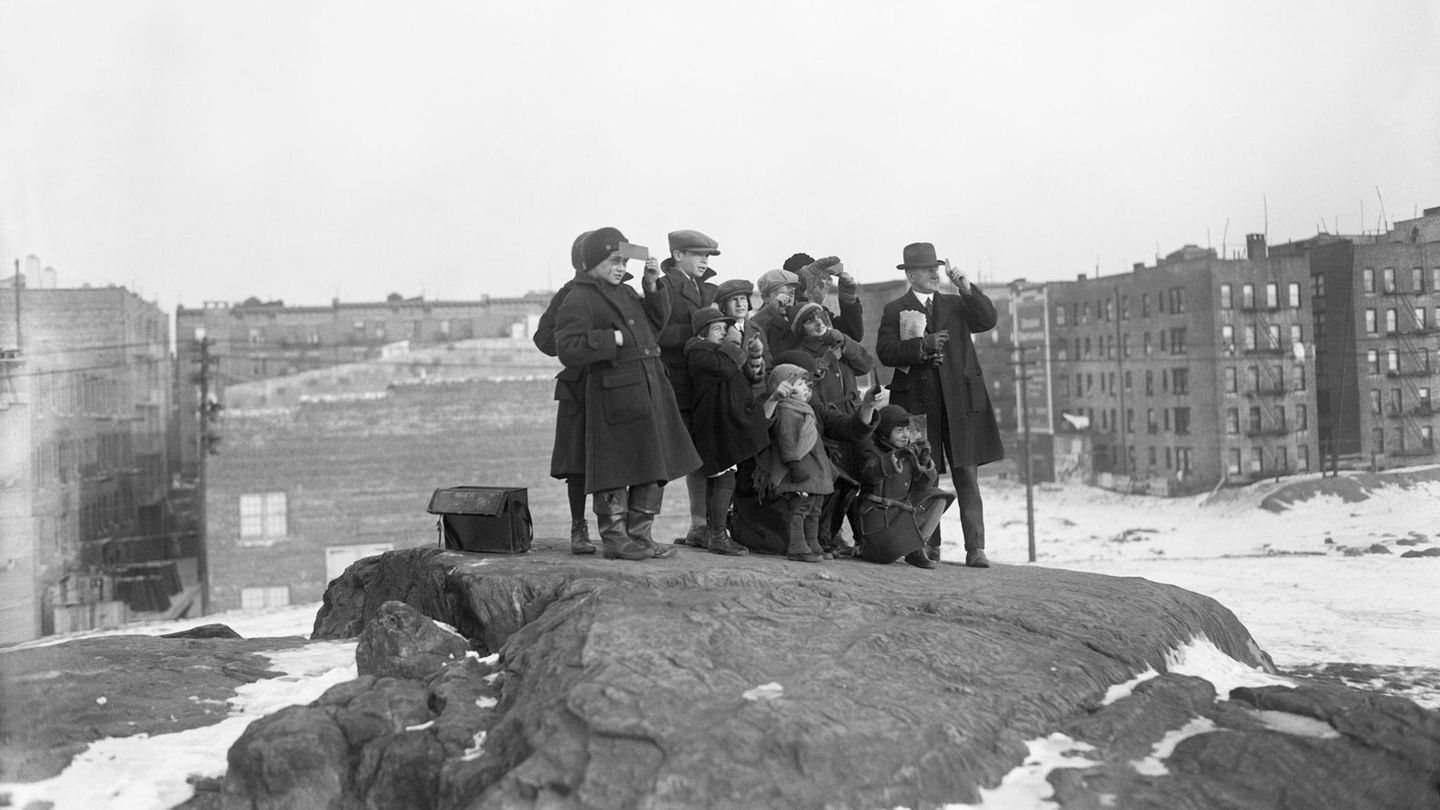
[
  {"x1": 627, "y1": 482, "x2": 676, "y2": 559},
  {"x1": 707, "y1": 526, "x2": 749, "y2": 556},
  {"x1": 570, "y1": 518, "x2": 595, "y2": 555},
  {"x1": 594, "y1": 489, "x2": 648, "y2": 561},
  {"x1": 965, "y1": 548, "x2": 991, "y2": 568},
  {"x1": 705, "y1": 472, "x2": 747, "y2": 555}
]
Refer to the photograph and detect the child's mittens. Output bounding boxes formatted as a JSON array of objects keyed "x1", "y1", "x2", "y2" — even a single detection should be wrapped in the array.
[{"x1": 746, "y1": 334, "x2": 765, "y2": 358}]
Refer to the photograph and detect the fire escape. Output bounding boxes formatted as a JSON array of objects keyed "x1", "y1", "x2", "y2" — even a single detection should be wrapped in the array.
[
  {"x1": 1380, "y1": 281, "x2": 1437, "y2": 457},
  {"x1": 1241, "y1": 295, "x2": 1293, "y2": 474}
]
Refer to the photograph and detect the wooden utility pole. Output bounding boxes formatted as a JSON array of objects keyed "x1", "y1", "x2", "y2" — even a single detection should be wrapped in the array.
[{"x1": 1017, "y1": 345, "x2": 1036, "y2": 562}]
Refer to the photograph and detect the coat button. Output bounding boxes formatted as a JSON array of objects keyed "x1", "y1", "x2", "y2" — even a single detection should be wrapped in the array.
[{"x1": 627, "y1": 319, "x2": 635, "y2": 325}]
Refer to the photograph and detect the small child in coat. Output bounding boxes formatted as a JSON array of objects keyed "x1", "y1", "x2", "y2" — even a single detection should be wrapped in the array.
[
  {"x1": 755, "y1": 362, "x2": 880, "y2": 562},
  {"x1": 685, "y1": 305, "x2": 770, "y2": 556},
  {"x1": 855, "y1": 405, "x2": 956, "y2": 569}
]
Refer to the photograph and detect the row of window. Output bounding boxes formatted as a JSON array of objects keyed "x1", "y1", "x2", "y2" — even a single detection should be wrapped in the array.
[
  {"x1": 1370, "y1": 425, "x2": 1437, "y2": 455},
  {"x1": 1052, "y1": 286, "x2": 1189, "y2": 327},
  {"x1": 1225, "y1": 405, "x2": 1309, "y2": 435},
  {"x1": 1368, "y1": 387, "x2": 1434, "y2": 415},
  {"x1": 1365, "y1": 348, "x2": 1432, "y2": 377},
  {"x1": 240, "y1": 318, "x2": 482, "y2": 346},
  {"x1": 1219, "y1": 281, "x2": 1303, "y2": 311},
  {"x1": 1227, "y1": 445, "x2": 1311, "y2": 476},
  {"x1": 237, "y1": 542, "x2": 396, "y2": 609},
  {"x1": 1360, "y1": 267, "x2": 1440, "y2": 295},
  {"x1": 1363, "y1": 307, "x2": 1439, "y2": 335},
  {"x1": 1053, "y1": 328, "x2": 1189, "y2": 360},
  {"x1": 1057, "y1": 365, "x2": 1308, "y2": 399}
]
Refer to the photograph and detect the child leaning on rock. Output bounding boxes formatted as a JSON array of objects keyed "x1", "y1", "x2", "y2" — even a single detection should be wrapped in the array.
[{"x1": 754, "y1": 363, "x2": 881, "y2": 562}]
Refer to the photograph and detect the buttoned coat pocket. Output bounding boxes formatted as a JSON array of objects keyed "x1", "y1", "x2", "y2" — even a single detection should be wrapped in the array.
[{"x1": 601, "y1": 365, "x2": 648, "y2": 424}]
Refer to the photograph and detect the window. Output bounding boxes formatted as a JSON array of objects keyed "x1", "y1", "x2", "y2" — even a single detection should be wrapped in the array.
[
  {"x1": 1362, "y1": 268, "x2": 1375, "y2": 293},
  {"x1": 1312, "y1": 274, "x2": 1325, "y2": 297},
  {"x1": 1244, "y1": 325, "x2": 1257, "y2": 350},
  {"x1": 1124, "y1": 371, "x2": 1133, "y2": 393},
  {"x1": 1100, "y1": 373, "x2": 1107, "y2": 394},
  {"x1": 1424, "y1": 425, "x2": 1434, "y2": 449},
  {"x1": 1296, "y1": 404, "x2": 1308, "y2": 431},
  {"x1": 1056, "y1": 344, "x2": 1069, "y2": 361},
  {"x1": 1086, "y1": 373, "x2": 1093, "y2": 392},
  {"x1": 1382, "y1": 267, "x2": 1396, "y2": 293},
  {"x1": 1122, "y1": 334, "x2": 1131, "y2": 358},
  {"x1": 1224, "y1": 367, "x2": 1238, "y2": 393},
  {"x1": 248, "y1": 327, "x2": 262, "y2": 345},
  {"x1": 1267, "y1": 324, "x2": 1282, "y2": 349},
  {"x1": 1171, "y1": 288, "x2": 1186, "y2": 313},
  {"x1": 1222, "y1": 325, "x2": 1234, "y2": 348},
  {"x1": 1241, "y1": 283, "x2": 1255, "y2": 309},
  {"x1": 1126, "y1": 408, "x2": 1134, "y2": 433},
  {"x1": 1074, "y1": 338, "x2": 1081, "y2": 359},
  {"x1": 1365, "y1": 310, "x2": 1377, "y2": 335},
  {"x1": 1056, "y1": 377, "x2": 1070, "y2": 397},
  {"x1": 240, "y1": 492, "x2": 288, "y2": 539},
  {"x1": 1084, "y1": 337, "x2": 1092, "y2": 357},
  {"x1": 1289, "y1": 324, "x2": 1302, "y2": 347},
  {"x1": 1295, "y1": 364, "x2": 1306, "y2": 391},
  {"x1": 1172, "y1": 368, "x2": 1189, "y2": 395},
  {"x1": 1370, "y1": 389, "x2": 1382, "y2": 414},
  {"x1": 1226, "y1": 408, "x2": 1240, "y2": 435},
  {"x1": 1142, "y1": 293, "x2": 1151, "y2": 317},
  {"x1": 1054, "y1": 305, "x2": 1067, "y2": 326},
  {"x1": 1367, "y1": 350, "x2": 1380, "y2": 374},
  {"x1": 1288, "y1": 282, "x2": 1301, "y2": 308},
  {"x1": 1249, "y1": 406, "x2": 1262, "y2": 433},
  {"x1": 1265, "y1": 282, "x2": 1278, "y2": 309},
  {"x1": 1433, "y1": 268, "x2": 1440, "y2": 292},
  {"x1": 1146, "y1": 370, "x2": 1155, "y2": 395},
  {"x1": 241, "y1": 586, "x2": 290, "y2": 610},
  {"x1": 1416, "y1": 308, "x2": 1427, "y2": 330},
  {"x1": 1250, "y1": 447, "x2": 1264, "y2": 474},
  {"x1": 1385, "y1": 309, "x2": 1398, "y2": 334},
  {"x1": 1420, "y1": 387, "x2": 1432, "y2": 409},
  {"x1": 325, "y1": 543, "x2": 395, "y2": 581},
  {"x1": 1147, "y1": 408, "x2": 1158, "y2": 433},
  {"x1": 1164, "y1": 408, "x2": 1171, "y2": 430},
  {"x1": 1391, "y1": 388, "x2": 1403, "y2": 415},
  {"x1": 1176, "y1": 447, "x2": 1192, "y2": 473},
  {"x1": 1228, "y1": 448, "x2": 1242, "y2": 475},
  {"x1": 1169, "y1": 327, "x2": 1187, "y2": 355},
  {"x1": 1276, "y1": 407, "x2": 1286, "y2": 431},
  {"x1": 1149, "y1": 446, "x2": 1158, "y2": 466},
  {"x1": 1387, "y1": 349, "x2": 1399, "y2": 373},
  {"x1": 1220, "y1": 284, "x2": 1232, "y2": 309},
  {"x1": 1275, "y1": 446, "x2": 1288, "y2": 472},
  {"x1": 1412, "y1": 267, "x2": 1424, "y2": 292},
  {"x1": 1372, "y1": 427, "x2": 1384, "y2": 453},
  {"x1": 1298, "y1": 445, "x2": 1310, "y2": 471}
]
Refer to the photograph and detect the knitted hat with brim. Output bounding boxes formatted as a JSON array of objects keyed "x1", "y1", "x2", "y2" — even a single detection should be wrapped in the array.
[
  {"x1": 876, "y1": 404, "x2": 913, "y2": 439},
  {"x1": 790, "y1": 302, "x2": 828, "y2": 334},
  {"x1": 766, "y1": 363, "x2": 810, "y2": 397}
]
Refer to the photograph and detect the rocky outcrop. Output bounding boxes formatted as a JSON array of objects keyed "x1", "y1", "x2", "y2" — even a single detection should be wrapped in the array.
[{"x1": 217, "y1": 542, "x2": 1440, "y2": 809}]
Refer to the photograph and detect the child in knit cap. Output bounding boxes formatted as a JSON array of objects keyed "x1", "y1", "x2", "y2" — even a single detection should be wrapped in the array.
[
  {"x1": 854, "y1": 404, "x2": 956, "y2": 568},
  {"x1": 685, "y1": 305, "x2": 770, "y2": 556},
  {"x1": 754, "y1": 360, "x2": 881, "y2": 562}
]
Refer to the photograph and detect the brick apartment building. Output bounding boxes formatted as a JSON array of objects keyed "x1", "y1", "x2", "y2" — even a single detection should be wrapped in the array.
[
  {"x1": 1283, "y1": 208, "x2": 1440, "y2": 465},
  {"x1": 174, "y1": 292, "x2": 551, "y2": 479},
  {"x1": 0, "y1": 262, "x2": 183, "y2": 642},
  {"x1": 1043, "y1": 237, "x2": 1321, "y2": 494},
  {"x1": 204, "y1": 347, "x2": 560, "y2": 612}
]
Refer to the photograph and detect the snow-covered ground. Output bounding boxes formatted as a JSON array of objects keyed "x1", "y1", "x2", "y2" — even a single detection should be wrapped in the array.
[{"x1": 4, "y1": 473, "x2": 1437, "y2": 810}]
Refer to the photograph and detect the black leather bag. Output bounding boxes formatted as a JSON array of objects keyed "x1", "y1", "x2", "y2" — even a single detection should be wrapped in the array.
[{"x1": 426, "y1": 487, "x2": 532, "y2": 554}]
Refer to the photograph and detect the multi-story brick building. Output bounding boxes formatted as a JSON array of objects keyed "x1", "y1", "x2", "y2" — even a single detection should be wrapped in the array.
[
  {"x1": 173, "y1": 293, "x2": 551, "y2": 479},
  {"x1": 0, "y1": 265, "x2": 181, "y2": 642},
  {"x1": 1044, "y1": 237, "x2": 1320, "y2": 493},
  {"x1": 1288, "y1": 209, "x2": 1440, "y2": 466}
]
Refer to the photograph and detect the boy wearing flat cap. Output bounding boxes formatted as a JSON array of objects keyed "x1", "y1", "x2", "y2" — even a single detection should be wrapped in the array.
[
  {"x1": 656, "y1": 229, "x2": 722, "y2": 549},
  {"x1": 875, "y1": 242, "x2": 1004, "y2": 568}
]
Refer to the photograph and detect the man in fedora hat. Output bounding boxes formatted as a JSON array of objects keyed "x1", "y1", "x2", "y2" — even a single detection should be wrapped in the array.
[{"x1": 875, "y1": 242, "x2": 1004, "y2": 568}]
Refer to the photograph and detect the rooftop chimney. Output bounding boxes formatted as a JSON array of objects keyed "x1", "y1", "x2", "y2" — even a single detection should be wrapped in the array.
[
  {"x1": 1132, "y1": 262, "x2": 1146, "y2": 272},
  {"x1": 1077, "y1": 274, "x2": 1088, "y2": 281},
  {"x1": 1246, "y1": 233, "x2": 1268, "y2": 261}
]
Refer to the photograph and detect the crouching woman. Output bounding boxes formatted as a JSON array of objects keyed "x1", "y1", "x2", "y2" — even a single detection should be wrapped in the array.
[{"x1": 555, "y1": 227, "x2": 702, "y2": 560}]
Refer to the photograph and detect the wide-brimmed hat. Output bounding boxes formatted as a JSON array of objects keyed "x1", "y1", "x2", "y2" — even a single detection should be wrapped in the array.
[
  {"x1": 690, "y1": 305, "x2": 735, "y2": 337},
  {"x1": 897, "y1": 242, "x2": 943, "y2": 271}
]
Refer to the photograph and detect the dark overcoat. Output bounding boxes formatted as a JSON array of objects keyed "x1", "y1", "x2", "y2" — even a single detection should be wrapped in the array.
[
  {"x1": 685, "y1": 336, "x2": 770, "y2": 475},
  {"x1": 655, "y1": 264, "x2": 718, "y2": 412},
  {"x1": 555, "y1": 274, "x2": 702, "y2": 493},
  {"x1": 534, "y1": 277, "x2": 586, "y2": 479},
  {"x1": 875, "y1": 288, "x2": 1004, "y2": 471}
]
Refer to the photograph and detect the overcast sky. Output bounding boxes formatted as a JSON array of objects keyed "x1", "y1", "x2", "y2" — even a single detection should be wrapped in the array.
[{"x1": 2, "y1": 0, "x2": 1437, "y2": 313}]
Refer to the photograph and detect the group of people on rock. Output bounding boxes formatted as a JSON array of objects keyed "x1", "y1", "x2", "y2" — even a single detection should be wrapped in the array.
[{"x1": 533, "y1": 228, "x2": 1004, "y2": 570}]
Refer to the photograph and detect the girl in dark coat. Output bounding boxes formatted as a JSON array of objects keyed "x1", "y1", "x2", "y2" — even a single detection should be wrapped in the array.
[
  {"x1": 555, "y1": 227, "x2": 702, "y2": 561},
  {"x1": 685, "y1": 305, "x2": 770, "y2": 556},
  {"x1": 854, "y1": 405, "x2": 956, "y2": 569}
]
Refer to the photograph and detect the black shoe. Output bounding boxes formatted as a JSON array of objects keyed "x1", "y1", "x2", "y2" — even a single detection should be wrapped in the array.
[
  {"x1": 904, "y1": 550, "x2": 937, "y2": 569},
  {"x1": 570, "y1": 519, "x2": 596, "y2": 555},
  {"x1": 673, "y1": 526, "x2": 708, "y2": 548},
  {"x1": 787, "y1": 552, "x2": 822, "y2": 563},
  {"x1": 707, "y1": 527, "x2": 750, "y2": 556},
  {"x1": 965, "y1": 549, "x2": 991, "y2": 568}
]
